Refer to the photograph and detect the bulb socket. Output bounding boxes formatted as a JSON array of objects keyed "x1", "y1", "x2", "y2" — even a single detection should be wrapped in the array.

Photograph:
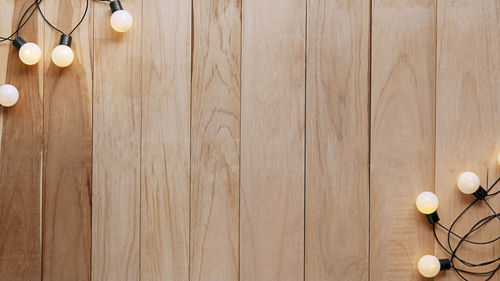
[
  {"x1": 425, "y1": 211, "x2": 440, "y2": 224},
  {"x1": 12, "y1": 36, "x2": 26, "y2": 49},
  {"x1": 59, "y1": 34, "x2": 72, "y2": 47},
  {"x1": 473, "y1": 186, "x2": 488, "y2": 200},
  {"x1": 110, "y1": 0, "x2": 124, "y2": 12},
  {"x1": 439, "y1": 259, "x2": 451, "y2": 271}
]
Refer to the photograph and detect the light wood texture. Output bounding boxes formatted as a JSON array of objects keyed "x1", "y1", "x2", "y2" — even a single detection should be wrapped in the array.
[
  {"x1": 140, "y1": 0, "x2": 191, "y2": 280},
  {"x1": 305, "y1": 0, "x2": 370, "y2": 280},
  {"x1": 0, "y1": 1, "x2": 43, "y2": 280},
  {"x1": 42, "y1": 0, "x2": 92, "y2": 280},
  {"x1": 371, "y1": 1, "x2": 436, "y2": 280},
  {"x1": 435, "y1": 1, "x2": 500, "y2": 280},
  {"x1": 92, "y1": 0, "x2": 142, "y2": 280},
  {"x1": 240, "y1": 0, "x2": 305, "y2": 280},
  {"x1": 190, "y1": 0, "x2": 240, "y2": 280}
]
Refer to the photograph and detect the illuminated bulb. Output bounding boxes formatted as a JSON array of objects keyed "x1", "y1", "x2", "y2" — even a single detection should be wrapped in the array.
[
  {"x1": 416, "y1": 192, "x2": 439, "y2": 214},
  {"x1": 418, "y1": 255, "x2": 441, "y2": 278},
  {"x1": 12, "y1": 37, "x2": 41, "y2": 65},
  {"x1": 0, "y1": 84, "x2": 19, "y2": 107},
  {"x1": 109, "y1": 0, "x2": 133, "y2": 32},
  {"x1": 51, "y1": 35, "x2": 74, "y2": 68},
  {"x1": 457, "y1": 171, "x2": 480, "y2": 194}
]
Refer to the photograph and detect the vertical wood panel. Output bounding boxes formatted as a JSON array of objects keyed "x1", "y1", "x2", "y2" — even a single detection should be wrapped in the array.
[
  {"x1": 92, "y1": 0, "x2": 142, "y2": 280},
  {"x1": 140, "y1": 0, "x2": 191, "y2": 280},
  {"x1": 42, "y1": 0, "x2": 92, "y2": 280},
  {"x1": 436, "y1": 1, "x2": 500, "y2": 280},
  {"x1": 371, "y1": 1, "x2": 436, "y2": 280},
  {"x1": 240, "y1": 0, "x2": 305, "y2": 280},
  {"x1": 190, "y1": 0, "x2": 240, "y2": 280},
  {"x1": 305, "y1": 0, "x2": 370, "y2": 280},
  {"x1": 0, "y1": 1, "x2": 43, "y2": 280}
]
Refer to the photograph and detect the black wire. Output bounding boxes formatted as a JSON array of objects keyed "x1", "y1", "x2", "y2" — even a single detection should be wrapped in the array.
[
  {"x1": 36, "y1": 0, "x2": 90, "y2": 36},
  {"x1": 0, "y1": 0, "x2": 42, "y2": 43},
  {"x1": 431, "y1": 177, "x2": 500, "y2": 281}
]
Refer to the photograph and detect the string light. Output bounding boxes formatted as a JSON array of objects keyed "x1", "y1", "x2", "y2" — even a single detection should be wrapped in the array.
[
  {"x1": 416, "y1": 153, "x2": 500, "y2": 280},
  {"x1": 109, "y1": 0, "x2": 133, "y2": 33},
  {"x1": 51, "y1": 35, "x2": 74, "y2": 67},
  {"x1": 0, "y1": 84, "x2": 19, "y2": 107},
  {"x1": 13, "y1": 37, "x2": 41, "y2": 65}
]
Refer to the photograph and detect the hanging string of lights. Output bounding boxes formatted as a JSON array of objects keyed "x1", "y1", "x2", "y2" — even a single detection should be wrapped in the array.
[
  {"x1": 416, "y1": 154, "x2": 500, "y2": 280},
  {"x1": 0, "y1": 0, "x2": 133, "y2": 107}
]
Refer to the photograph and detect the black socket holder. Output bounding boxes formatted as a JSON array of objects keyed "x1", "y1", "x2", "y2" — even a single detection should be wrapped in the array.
[
  {"x1": 473, "y1": 186, "x2": 488, "y2": 200},
  {"x1": 110, "y1": 0, "x2": 123, "y2": 12},
  {"x1": 12, "y1": 36, "x2": 26, "y2": 49},
  {"x1": 426, "y1": 211, "x2": 440, "y2": 224},
  {"x1": 59, "y1": 34, "x2": 72, "y2": 47},
  {"x1": 439, "y1": 259, "x2": 451, "y2": 271}
]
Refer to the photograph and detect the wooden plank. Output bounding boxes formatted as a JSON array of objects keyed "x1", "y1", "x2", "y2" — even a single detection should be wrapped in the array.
[
  {"x1": 140, "y1": 0, "x2": 191, "y2": 280},
  {"x1": 0, "y1": 1, "x2": 43, "y2": 280},
  {"x1": 370, "y1": 1, "x2": 436, "y2": 280},
  {"x1": 305, "y1": 0, "x2": 370, "y2": 280},
  {"x1": 435, "y1": 1, "x2": 500, "y2": 280},
  {"x1": 190, "y1": 0, "x2": 240, "y2": 280},
  {"x1": 240, "y1": 0, "x2": 305, "y2": 280},
  {"x1": 92, "y1": 0, "x2": 142, "y2": 280},
  {"x1": 41, "y1": 0, "x2": 92, "y2": 280}
]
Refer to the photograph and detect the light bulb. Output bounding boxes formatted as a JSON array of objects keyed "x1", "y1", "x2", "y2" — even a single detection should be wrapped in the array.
[
  {"x1": 457, "y1": 171, "x2": 480, "y2": 194},
  {"x1": 51, "y1": 35, "x2": 74, "y2": 68},
  {"x1": 12, "y1": 37, "x2": 41, "y2": 65},
  {"x1": 416, "y1": 192, "x2": 439, "y2": 214},
  {"x1": 418, "y1": 255, "x2": 441, "y2": 278},
  {"x1": 0, "y1": 84, "x2": 19, "y2": 107},
  {"x1": 109, "y1": 0, "x2": 133, "y2": 33}
]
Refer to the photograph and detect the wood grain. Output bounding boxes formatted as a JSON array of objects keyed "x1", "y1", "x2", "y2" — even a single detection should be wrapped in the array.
[
  {"x1": 140, "y1": 0, "x2": 191, "y2": 280},
  {"x1": 92, "y1": 0, "x2": 142, "y2": 280},
  {"x1": 190, "y1": 0, "x2": 240, "y2": 280},
  {"x1": 370, "y1": 1, "x2": 436, "y2": 280},
  {"x1": 435, "y1": 1, "x2": 500, "y2": 280},
  {"x1": 305, "y1": 0, "x2": 370, "y2": 280},
  {"x1": 0, "y1": 1, "x2": 43, "y2": 280},
  {"x1": 240, "y1": 0, "x2": 305, "y2": 280},
  {"x1": 42, "y1": 0, "x2": 92, "y2": 280}
]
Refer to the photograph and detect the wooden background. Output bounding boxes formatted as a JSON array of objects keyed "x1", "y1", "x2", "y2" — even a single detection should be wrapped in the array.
[{"x1": 1, "y1": 0, "x2": 500, "y2": 280}]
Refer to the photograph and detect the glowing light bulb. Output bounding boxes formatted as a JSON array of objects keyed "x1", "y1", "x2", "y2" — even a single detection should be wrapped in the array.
[
  {"x1": 51, "y1": 35, "x2": 74, "y2": 68},
  {"x1": 418, "y1": 255, "x2": 441, "y2": 278},
  {"x1": 457, "y1": 171, "x2": 480, "y2": 194},
  {"x1": 416, "y1": 192, "x2": 439, "y2": 214},
  {"x1": 109, "y1": 0, "x2": 133, "y2": 33},
  {"x1": 0, "y1": 84, "x2": 19, "y2": 107},
  {"x1": 12, "y1": 37, "x2": 41, "y2": 65}
]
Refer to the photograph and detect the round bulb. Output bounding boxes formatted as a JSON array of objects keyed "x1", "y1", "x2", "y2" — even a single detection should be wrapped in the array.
[
  {"x1": 18, "y1": 42, "x2": 41, "y2": 65},
  {"x1": 0, "y1": 84, "x2": 19, "y2": 107},
  {"x1": 110, "y1": 10, "x2": 133, "y2": 32},
  {"x1": 457, "y1": 171, "x2": 480, "y2": 194},
  {"x1": 418, "y1": 255, "x2": 441, "y2": 278},
  {"x1": 51, "y1": 45, "x2": 74, "y2": 67},
  {"x1": 416, "y1": 192, "x2": 439, "y2": 214}
]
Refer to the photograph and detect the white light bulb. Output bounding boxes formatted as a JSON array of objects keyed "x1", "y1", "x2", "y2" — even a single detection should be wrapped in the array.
[
  {"x1": 51, "y1": 45, "x2": 74, "y2": 67},
  {"x1": 110, "y1": 10, "x2": 133, "y2": 32},
  {"x1": 0, "y1": 84, "x2": 19, "y2": 107},
  {"x1": 418, "y1": 255, "x2": 441, "y2": 278},
  {"x1": 457, "y1": 171, "x2": 480, "y2": 194},
  {"x1": 19, "y1": 42, "x2": 42, "y2": 65},
  {"x1": 416, "y1": 192, "x2": 439, "y2": 214}
]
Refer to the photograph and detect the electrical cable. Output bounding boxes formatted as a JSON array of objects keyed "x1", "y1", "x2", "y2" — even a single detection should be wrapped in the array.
[
  {"x1": 431, "y1": 177, "x2": 500, "y2": 280},
  {"x1": 0, "y1": 0, "x2": 42, "y2": 43},
  {"x1": 35, "y1": 0, "x2": 89, "y2": 36}
]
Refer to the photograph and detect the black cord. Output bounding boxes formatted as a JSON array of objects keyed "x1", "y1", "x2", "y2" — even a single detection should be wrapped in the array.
[
  {"x1": 0, "y1": 0, "x2": 42, "y2": 43},
  {"x1": 36, "y1": 0, "x2": 90, "y2": 36},
  {"x1": 432, "y1": 177, "x2": 500, "y2": 281}
]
